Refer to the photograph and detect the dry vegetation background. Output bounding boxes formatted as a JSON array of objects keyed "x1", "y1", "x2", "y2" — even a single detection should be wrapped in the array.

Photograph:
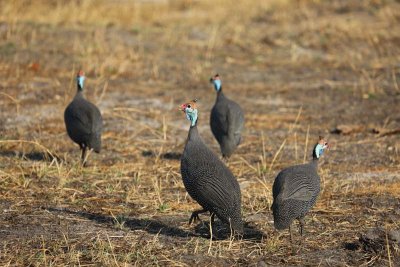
[{"x1": 0, "y1": 0, "x2": 400, "y2": 266}]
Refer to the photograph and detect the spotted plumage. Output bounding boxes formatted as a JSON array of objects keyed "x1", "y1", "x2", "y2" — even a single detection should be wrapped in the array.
[
  {"x1": 272, "y1": 137, "x2": 329, "y2": 241},
  {"x1": 64, "y1": 70, "x2": 103, "y2": 165},
  {"x1": 180, "y1": 100, "x2": 243, "y2": 235},
  {"x1": 209, "y1": 74, "x2": 244, "y2": 158}
]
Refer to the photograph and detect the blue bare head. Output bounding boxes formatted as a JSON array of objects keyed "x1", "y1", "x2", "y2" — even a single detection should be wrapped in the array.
[
  {"x1": 77, "y1": 70, "x2": 85, "y2": 91},
  {"x1": 313, "y1": 136, "x2": 329, "y2": 160},
  {"x1": 210, "y1": 74, "x2": 221, "y2": 92},
  {"x1": 180, "y1": 99, "x2": 198, "y2": 127}
]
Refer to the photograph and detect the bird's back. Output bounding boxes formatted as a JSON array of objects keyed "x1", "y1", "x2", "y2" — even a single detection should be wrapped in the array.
[
  {"x1": 181, "y1": 126, "x2": 242, "y2": 232},
  {"x1": 272, "y1": 162, "x2": 320, "y2": 230},
  {"x1": 210, "y1": 93, "x2": 244, "y2": 157},
  {"x1": 64, "y1": 94, "x2": 103, "y2": 152}
]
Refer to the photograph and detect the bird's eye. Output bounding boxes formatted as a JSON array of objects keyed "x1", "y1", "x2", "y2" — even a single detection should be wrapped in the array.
[{"x1": 187, "y1": 104, "x2": 191, "y2": 108}]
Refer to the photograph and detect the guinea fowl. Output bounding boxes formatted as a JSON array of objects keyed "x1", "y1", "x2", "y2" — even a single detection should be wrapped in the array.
[
  {"x1": 272, "y1": 136, "x2": 329, "y2": 241},
  {"x1": 64, "y1": 70, "x2": 103, "y2": 165},
  {"x1": 209, "y1": 74, "x2": 244, "y2": 158},
  {"x1": 180, "y1": 100, "x2": 243, "y2": 236}
]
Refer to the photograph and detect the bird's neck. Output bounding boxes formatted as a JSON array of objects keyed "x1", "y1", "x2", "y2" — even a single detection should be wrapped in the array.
[
  {"x1": 310, "y1": 158, "x2": 319, "y2": 169},
  {"x1": 75, "y1": 83, "x2": 85, "y2": 99},
  {"x1": 188, "y1": 123, "x2": 200, "y2": 141},
  {"x1": 75, "y1": 89, "x2": 83, "y2": 98},
  {"x1": 77, "y1": 83, "x2": 84, "y2": 93},
  {"x1": 216, "y1": 88, "x2": 225, "y2": 100}
]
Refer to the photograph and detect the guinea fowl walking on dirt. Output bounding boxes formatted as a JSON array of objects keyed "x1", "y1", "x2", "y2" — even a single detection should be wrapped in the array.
[
  {"x1": 180, "y1": 99, "x2": 243, "y2": 236},
  {"x1": 271, "y1": 136, "x2": 329, "y2": 242},
  {"x1": 209, "y1": 74, "x2": 244, "y2": 158},
  {"x1": 64, "y1": 70, "x2": 103, "y2": 165}
]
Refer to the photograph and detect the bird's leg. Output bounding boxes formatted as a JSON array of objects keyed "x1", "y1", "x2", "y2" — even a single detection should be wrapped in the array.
[
  {"x1": 298, "y1": 217, "x2": 305, "y2": 236},
  {"x1": 297, "y1": 217, "x2": 306, "y2": 251},
  {"x1": 289, "y1": 224, "x2": 294, "y2": 243},
  {"x1": 298, "y1": 217, "x2": 305, "y2": 248},
  {"x1": 189, "y1": 209, "x2": 207, "y2": 225},
  {"x1": 81, "y1": 146, "x2": 87, "y2": 166}
]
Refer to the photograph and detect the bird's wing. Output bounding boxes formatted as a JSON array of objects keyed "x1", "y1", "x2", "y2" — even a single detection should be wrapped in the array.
[
  {"x1": 279, "y1": 169, "x2": 316, "y2": 202},
  {"x1": 65, "y1": 105, "x2": 92, "y2": 135},
  {"x1": 210, "y1": 105, "x2": 229, "y2": 135},
  {"x1": 195, "y1": 165, "x2": 240, "y2": 211},
  {"x1": 285, "y1": 182, "x2": 314, "y2": 201},
  {"x1": 86, "y1": 102, "x2": 103, "y2": 133},
  {"x1": 183, "y1": 146, "x2": 240, "y2": 210},
  {"x1": 227, "y1": 101, "x2": 244, "y2": 141}
]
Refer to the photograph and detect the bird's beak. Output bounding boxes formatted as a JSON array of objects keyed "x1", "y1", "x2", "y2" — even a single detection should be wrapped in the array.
[
  {"x1": 325, "y1": 142, "x2": 330, "y2": 150},
  {"x1": 179, "y1": 104, "x2": 186, "y2": 112}
]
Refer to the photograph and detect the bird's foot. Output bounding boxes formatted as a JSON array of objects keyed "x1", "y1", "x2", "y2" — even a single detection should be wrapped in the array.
[
  {"x1": 189, "y1": 213, "x2": 201, "y2": 225},
  {"x1": 298, "y1": 217, "x2": 305, "y2": 236}
]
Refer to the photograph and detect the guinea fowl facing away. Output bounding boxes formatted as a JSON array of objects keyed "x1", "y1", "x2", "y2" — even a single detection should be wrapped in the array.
[
  {"x1": 64, "y1": 70, "x2": 103, "y2": 165},
  {"x1": 180, "y1": 100, "x2": 243, "y2": 236},
  {"x1": 209, "y1": 74, "x2": 245, "y2": 158},
  {"x1": 272, "y1": 136, "x2": 329, "y2": 242}
]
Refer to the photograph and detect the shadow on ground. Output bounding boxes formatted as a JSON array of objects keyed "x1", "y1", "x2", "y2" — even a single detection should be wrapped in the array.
[
  {"x1": 45, "y1": 207, "x2": 265, "y2": 241},
  {"x1": 46, "y1": 207, "x2": 196, "y2": 239},
  {"x1": 192, "y1": 220, "x2": 266, "y2": 241},
  {"x1": 0, "y1": 150, "x2": 60, "y2": 162},
  {"x1": 141, "y1": 150, "x2": 182, "y2": 160}
]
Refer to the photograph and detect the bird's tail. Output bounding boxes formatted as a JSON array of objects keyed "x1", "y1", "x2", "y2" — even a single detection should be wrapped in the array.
[
  {"x1": 228, "y1": 212, "x2": 244, "y2": 235},
  {"x1": 89, "y1": 133, "x2": 101, "y2": 153},
  {"x1": 272, "y1": 204, "x2": 292, "y2": 230},
  {"x1": 234, "y1": 133, "x2": 242, "y2": 146}
]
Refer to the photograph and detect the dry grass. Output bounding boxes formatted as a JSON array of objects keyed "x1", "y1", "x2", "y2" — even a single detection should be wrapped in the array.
[{"x1": 1, "y1": 0, "x2": 400, "y2": 266}]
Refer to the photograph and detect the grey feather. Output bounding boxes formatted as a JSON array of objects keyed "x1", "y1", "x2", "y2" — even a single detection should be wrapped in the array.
[
  {"x1": 210, "y1": 90, "x2": 244, "y2": 158},
  {"x1": 181, "y1": 123, "x2": 243, "y2": 234},
  {"x1": 272, "y1": 156, "x2": 320, "y2": 231},
  {"x1": 64, "y1": 83, "x2": 103, "y2": 162}
]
